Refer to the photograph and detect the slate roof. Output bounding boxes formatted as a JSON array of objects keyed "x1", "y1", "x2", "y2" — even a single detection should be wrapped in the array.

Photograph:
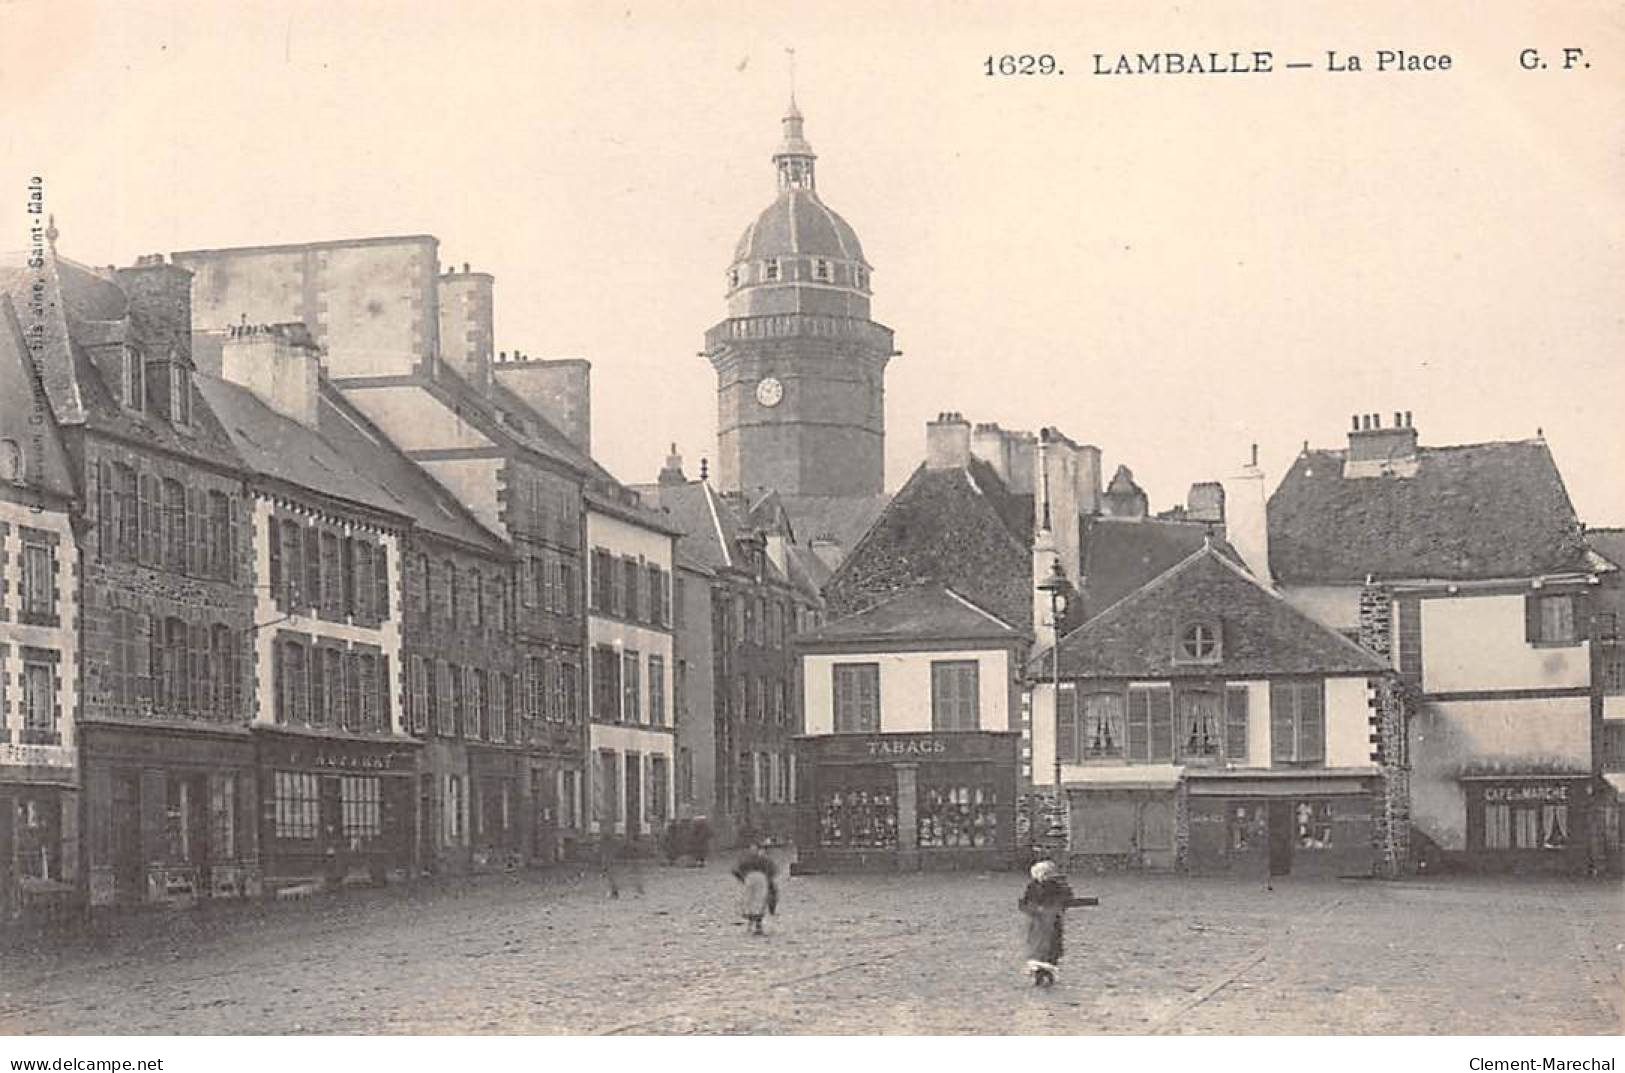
[
  {"x1": 1585, "y1": 528, "x2": 1625, "y2": 572},
  {"x1": 196, "y1": 373, "x2": 507, "y2": 554},
  {"x1": 798, "y1": 584, "x2": 1022, "y2": 648},
  {"x1": 825, "y1": 462, "x2": 1033, "y2": 629},
  {"x1": 0, "y1": 296, "x2": 76, "y2": 501},
  {"x1": 1043, "y1": 545, "x2": 1387, "y2": 679},
  {"x1": 1080, "y1": 514, "x2": 1242, "y2": 620},
  {"x1": 734, "y1": 189, "x2": 867, "y2": 266},
  {"x1": 0, "y1": 250, "x2": 242, "y2": 467},
  {"x1": 766, "y1": 491, "x2": 892, "y2": 557},
  {"x1": 1268, "y1": 441, "x2": 1591, "y2": 583}
]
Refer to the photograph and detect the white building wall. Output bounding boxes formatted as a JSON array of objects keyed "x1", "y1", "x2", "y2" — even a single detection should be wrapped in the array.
[
  {"x1": 1421, "y1": 592, "x2": 1590, "y2": 694},
  {"x1": 1325, "y1": 676, "x2": 1374, "y2": 768},
  {"x1": 801, "y1": 648, "x2": 1011, "y2": 737},
  {"x1": 585, "y1": 505, "x2": 677, "y2": 838},
  {"x1": 1409, "y1": 694, "x2": 1592, "y2": 851},
  {"x1": 0, "y1": 502, "x2": 79, "y2": 767},
  {"x1": 249, "y1": 498, "x2": 405, "y2": 731},
  {"x1": 1279, "y1": 584, "x2": 1362, "y2": 635}
]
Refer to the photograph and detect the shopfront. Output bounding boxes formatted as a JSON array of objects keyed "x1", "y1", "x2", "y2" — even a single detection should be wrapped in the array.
[
  {"x1": 469, "y1": 745, "x2": 528, "y2": 871},
  {"x1": 794, "y1": 732, "x2": 1019, "y2": 873},
  {"x1": 81, "y1": 723, "x2": 260, "y2": 908},
  {"x1": 1, "y1": 766, "x2": 78, "y2": 922},
  {"x1": 1462, "y1": 775, "x2": 1591, "y2": 874},
  {"x1": 1186, "y1": 774, "x2": 1378, "y2": 878},
  {"x1": 254, "y1": 728, "x2": 419, "y2": 891}
]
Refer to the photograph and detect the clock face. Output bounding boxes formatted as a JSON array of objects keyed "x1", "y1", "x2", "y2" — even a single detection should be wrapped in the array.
[{"x1": 755, "y1": 377, "x2": 784, "y2": 408}]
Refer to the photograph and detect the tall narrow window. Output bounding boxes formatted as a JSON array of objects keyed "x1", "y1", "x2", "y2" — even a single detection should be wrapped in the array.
[
  {"x1": 1270, "y1": 679, "x2": 1326, "y2": 765},
  {"x1": 1179, "y1": 689, "x2": 1223, "y2": 758},
  {"x1": 123, "y1": 347, "x2": 146, "y2": 412},
  {"x1": 1083, "y1": 691, "x2": 1125, "y2": 759},
  {"x1": 207, "y1": 492, "x2": 230, "y2": 579},
  {"x1": 169, "y1": 363, "x2": 191, "y2": 425},
  {"x1": 833, "y1": 664, "x2": 880, "y2": 732},
  {"x1": 162, "y1": 478, "x2": 188, "y2": 571},
  {"x1": 19, "y1": 536, "x2": 55, "y2": 623},
  {"x1": 21, "y1": 658, "x2": 57, "y2": 741},
  {"x1": 1126, "y1": 685, "x2": 1174, "y2": 762},
  {"x1": 930, "y1": 661, "x2": 980, "y2": 731},
  {"x1": 623, "y1": 651, "x2": 641, "y2": 723},
  {"x1": 648, "y1": 654, "x2": 666, "y2": 727}
]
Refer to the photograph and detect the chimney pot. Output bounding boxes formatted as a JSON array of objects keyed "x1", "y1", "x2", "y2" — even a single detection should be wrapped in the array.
[
  {"x1": 1394, "y1": 411, "x2": 1402, "y2": 428},
  {"x1": 1405, "y1": 410, "x2": 1413, "y2": 428},
  {"x1": 1351, "y1": 415, "x2": 1359, "y2": 431},
  {"x1": 1250, "y1": 442, "x2": 1258, "y2": 467},
  {"x1": 463, "y1": 262, "x2": 470, "y2": 273}
]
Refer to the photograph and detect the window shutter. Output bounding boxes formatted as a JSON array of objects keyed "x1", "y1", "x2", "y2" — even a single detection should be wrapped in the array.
[
  {"x1": 1298, "y1": 681, "x2": 1325, "y2": 764},
  {"x1": 1524, "y1": 593, "x2": 1541, "y2": 644},
  {"x1": 377, "y1": 653, "x2": 392, "y2": 732},
  {"x1": 186, "y1": 487, "x2": 203, "y2": 575},
  {"x1": 98, "y1": 461, "x2": 115, "y2": 561},
  {"x1": 1224, "y1": 686, "x2": 1249, "y2": 760},
  {"x1": 1056, "y1": 687, "x2": 1077, "y2": 762},
  {"x1": 226, "y1": 496, "x2": 242, "y2": 581},
  {"x1": 373, "y1": 543, "x2": 390, "y2": 620},
  {"x1": 343, "y1": 537, "x2": 357, "y2": 617},
  {"x1": 268, "y1": 516, "x2": 283, "y2": 599},
  {"x1": 1148, "y1": 687, "x2": 1173, "y2": 762},
  {"x1": 1270, "y1": 681, "x2": 1296, "y2": 762},
  {"x1": 303, "y1": 527, "x2": 321, "y2": 612},
  {"x1": 138, "y1": 474, "x2": 157, "y2": 564},
  {"x1": 1127, "y1": 688, "x2": 1150, "y2": 761},
  {"x1": 309, "y1": 645, "x2": 327, "y2": 727}
]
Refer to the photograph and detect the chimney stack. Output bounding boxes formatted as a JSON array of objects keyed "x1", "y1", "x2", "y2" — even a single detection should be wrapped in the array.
[
  {"x1": 971, "y1": 422, "x2": 1011, "y2": 482},
  {"x1": 1347, "y1": 408, "x2": 1419, "y2": 464},
  {"x1": 658, "y1": 443, "x2": 687, "y2": 486},
  {"x1": 1220, "y1": 448, "x2": 1271, "y2": 583},
  {"x1": 220, "y1": 322, "x2": 323, "y2": 429},
  {"x1": 491, "y1": 357, "x2": 592, "y2": 454},
  {"x1": 436, "y1": 264, "x2": 495, "y2": 391},
  {"x1": 925, "y1": 411, "x2": 972, "y2": 470},
  {"x1": 114, "y1": 255, "x2": 193, "y2": 365}
]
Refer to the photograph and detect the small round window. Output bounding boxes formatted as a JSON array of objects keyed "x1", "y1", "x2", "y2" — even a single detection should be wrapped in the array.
[{"x1": 1180, "y1": 622, "x2": 1219, "y2": 661}]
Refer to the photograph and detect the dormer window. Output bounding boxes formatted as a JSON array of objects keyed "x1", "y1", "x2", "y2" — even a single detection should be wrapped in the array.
[
  {"x1": 1177, "y1": 621, "x2": 1221, "y2": 663},
  {"x1": 122, "y1": 347, "x2": 146, "y2": 412},
  {"x1": 728, "y1": 267, "x2": 741, "y2": 290},
  {"x1": 854, "y1": 267, "x2": 867, "y2": 290},
  {"x1": 813, "y1": 258, "x2": 831, "y2": 282},
  {"x1": 763, "y1": 260, "x2": 780, "y2": 283},
  {"x1": 169, "y1": 363, "x2": 192, "y2": 426}
]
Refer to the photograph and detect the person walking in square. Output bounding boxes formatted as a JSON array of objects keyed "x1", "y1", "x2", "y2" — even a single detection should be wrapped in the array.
[
  {"x1": 1019, "y1": 859, "x2": 1091, "y2": 987},
  {"x1": 732, "y1": 841, "x2": 778, "y2": 936}
]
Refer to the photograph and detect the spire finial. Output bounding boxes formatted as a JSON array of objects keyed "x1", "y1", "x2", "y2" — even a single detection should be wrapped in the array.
[
  {"x1": 45, "y1": 214, "x2": 58, "y2": 249},
  {"x1": 786, "y1": 46, "x2": 797, "y2": 109}
]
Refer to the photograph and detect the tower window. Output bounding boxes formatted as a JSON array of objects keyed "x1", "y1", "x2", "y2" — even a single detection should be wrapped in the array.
[
  {"x1": 854, "y1": 267, "x2": 867, "y2": 289},
  {"x1": 728, "y1": 267, "x2": 740, "y2": 290},
  {"x1": 813, "y1": 259, "x2": 831, "y2": 282},
  {"x1": 763, "y1": 260, "x2": 780, "y2": 283}
]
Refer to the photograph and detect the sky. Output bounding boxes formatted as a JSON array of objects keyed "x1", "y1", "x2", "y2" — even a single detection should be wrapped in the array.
[{"x1": 3, "y1": 0, "x2": 1622, "y2": 522}]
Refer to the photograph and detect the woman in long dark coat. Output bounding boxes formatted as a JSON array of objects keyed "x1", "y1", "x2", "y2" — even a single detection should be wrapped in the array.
[{"x1": 1019, "y1": 860, "x2": 1079, "y2": 987}]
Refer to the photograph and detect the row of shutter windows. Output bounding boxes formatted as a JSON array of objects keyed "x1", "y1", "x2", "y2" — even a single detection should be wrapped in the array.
[
  {"x1": 268, "y1": 518, "x2": 390, "y2": 622},
  {"x1": 97, "y1": 462, "x2": 239, "y2": 579}
]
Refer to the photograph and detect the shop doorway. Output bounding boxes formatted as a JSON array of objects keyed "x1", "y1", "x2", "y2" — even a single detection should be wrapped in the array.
[{"x1": 1267, "y1": 801, "x2": 1294, "y2": 876}]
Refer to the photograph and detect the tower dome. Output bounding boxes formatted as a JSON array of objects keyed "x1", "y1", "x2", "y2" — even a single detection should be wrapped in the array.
[
  {"x1": 705, "y1": 98, "x2": 896, "y2": 500},
  {"x1": 725, "y1": 100, "x2": 872, "y2": 319}
]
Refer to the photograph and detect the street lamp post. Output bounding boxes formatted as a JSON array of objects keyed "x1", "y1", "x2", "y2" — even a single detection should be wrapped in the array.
[{"x1": 1036, "y1": 561, "x2": 1074, "y2": 849}]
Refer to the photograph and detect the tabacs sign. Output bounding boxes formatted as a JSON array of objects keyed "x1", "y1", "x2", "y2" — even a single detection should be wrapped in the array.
[{"x1": 811, "y1": 732, "x2": 1016, "y2": 764}]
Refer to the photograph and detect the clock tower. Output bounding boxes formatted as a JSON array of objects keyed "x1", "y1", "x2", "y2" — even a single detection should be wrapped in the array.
[{"x1": 705, "y1": 100, "x2": 896, "y2": 498}]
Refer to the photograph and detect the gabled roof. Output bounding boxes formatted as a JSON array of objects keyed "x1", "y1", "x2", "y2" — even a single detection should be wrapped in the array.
[
  {"x1": 632, "y1": 479, "x2": 737, "y2": 572},
  {"x1": 196, "y1": 373, "x2": 508, "y2": 555},
  {"x1": 0, "y1": 296, "x2": 75, "y2": 501},
  {"x1": 1268, "y1": 441, "x2": 1591, "y2": 583},
  {"x1": 0, "y1": 249, "x2": 242, "y2": 467},
  {"x1": 825, "y1": 461, "x2": 1033, "y2": 630},
  {"x1": 1080, "y1": 514, "x2": 1242, "y2": 619},
  {"x1": 798, "y1": 584, "x2": 1023, "y2": 648},
  {"x1": 1042, "y1": 544, "x2": 1388, "y2": 679},
  {"x1": 763, "y1": 491, "x2": 892, "y2": 557}
]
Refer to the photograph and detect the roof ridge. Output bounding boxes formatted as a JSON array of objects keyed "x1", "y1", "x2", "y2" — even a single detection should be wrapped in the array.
[{"x1": 940, "y1": 587, "x2": 1019, "y2": 632}]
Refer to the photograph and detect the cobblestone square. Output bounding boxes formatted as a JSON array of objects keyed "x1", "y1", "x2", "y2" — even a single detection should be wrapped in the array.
[{"x1": 2, "y1": 862, "x2": 1619, "y2": 1035}]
